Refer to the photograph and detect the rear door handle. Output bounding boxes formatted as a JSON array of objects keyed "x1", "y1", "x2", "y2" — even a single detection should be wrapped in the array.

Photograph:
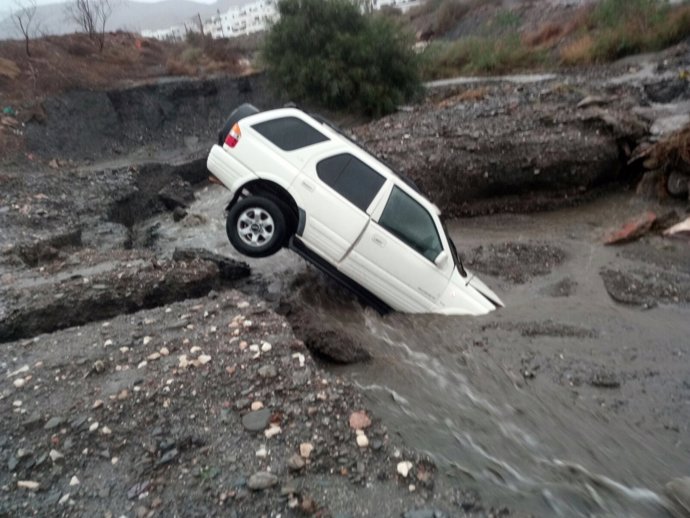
[
  {"x1": 372, "y1": 235, "x2": 386, "y2": 247},
  {"x1": 301, "y1": 181, "x2": 314, "y2": 192}
]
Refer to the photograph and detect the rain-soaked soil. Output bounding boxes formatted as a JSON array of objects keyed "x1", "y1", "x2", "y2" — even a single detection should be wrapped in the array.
[
  {"x1": 123, "y1": 180, "x2": 690, "y2": 518},
  {"x1": 2, "y1": 143, "x2": 690, "y2": 518},
  {"x1": 2, "y1": 53, "x2": 690, "y2": 517}
]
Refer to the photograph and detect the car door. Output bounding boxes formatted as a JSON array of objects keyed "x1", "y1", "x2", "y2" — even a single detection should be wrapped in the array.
[
  {"x1": 340, "y1": 184, "x2": 454, "y2": 312},
  {"x1": 293, "y1": 151, "x2": 387, "y2": 263}
]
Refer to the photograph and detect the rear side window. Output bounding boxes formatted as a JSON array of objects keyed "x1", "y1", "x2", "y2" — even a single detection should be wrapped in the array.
[
  {"x1": 252, "y1": 117, "x2": 328, "y2": 151},
  {"x1": 317, "y1": 153, "x2": 386, "y2": 211}
]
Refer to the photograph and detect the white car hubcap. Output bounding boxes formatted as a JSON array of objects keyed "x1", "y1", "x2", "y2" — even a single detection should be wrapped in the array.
[{"x1": 237, "y1": 207, "x2": 275, "y2": 247}]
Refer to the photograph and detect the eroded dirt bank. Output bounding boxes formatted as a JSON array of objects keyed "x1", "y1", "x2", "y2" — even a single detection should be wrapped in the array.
[{"x1": 21, "y1": 74, "x2": 280, "y2": 162}]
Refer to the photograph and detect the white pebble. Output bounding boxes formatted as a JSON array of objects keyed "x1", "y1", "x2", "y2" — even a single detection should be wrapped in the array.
[
  {"x1": 143, "y1": 336, "x2": 152, "y2": 345},
  {"x1": 397, "y1": 461, "x2": 413, "y2": 478},
  {"x1": 69, "y1": 476, "x2": 80, "y2": 486},
  {"x1": 299, "y1": 442, "x2": 314, "y2": 459},
  {"x1": 264, "y1": 425, "x2": 281, "y2": 438},
  {"x1": 49, "y1": 449, "x2": 64, "y2": 462},
  {"x1": 261, "y1": 342, "x2": 272, "y2": 352}
]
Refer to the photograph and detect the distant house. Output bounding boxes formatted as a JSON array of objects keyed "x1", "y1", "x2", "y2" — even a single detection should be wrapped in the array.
[
  {"x1": 140, "y1": 0, "x2": 421, "y2": 41},
  {"x1": 142, "y1": 0, "x2": 278, "y2": 41}
]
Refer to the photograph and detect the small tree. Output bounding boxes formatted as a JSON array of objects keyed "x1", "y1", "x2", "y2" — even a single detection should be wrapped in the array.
[
  {"x1": 65, "y1": 0, "x2": 113, "y2": 51},
  {"x1": 12, "y1": 0, "x2": 38, "y2": 57},
  {"x1": 262, "y1": 0, "x2": 421, "y2": 116}
]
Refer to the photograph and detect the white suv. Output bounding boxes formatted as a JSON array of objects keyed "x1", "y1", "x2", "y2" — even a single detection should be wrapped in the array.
[{"x1": 207, "y1": 104, "x2": 502, "y2": 315}]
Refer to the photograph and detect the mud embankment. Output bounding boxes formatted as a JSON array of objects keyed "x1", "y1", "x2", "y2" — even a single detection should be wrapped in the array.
[
  {"x1": 24, "y1": 74, "x2": 280, "y2": 161},
  {"x1": 356, "y1": 80, "x2": 650, "y2": 216}
]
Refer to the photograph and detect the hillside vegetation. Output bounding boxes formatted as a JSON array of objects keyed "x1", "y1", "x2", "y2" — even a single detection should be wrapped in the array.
[{"x1": 410, "y1": 0, "x2": 690, "y2": 77}]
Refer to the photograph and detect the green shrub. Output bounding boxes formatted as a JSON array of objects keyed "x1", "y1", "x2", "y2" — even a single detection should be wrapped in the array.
[
  {"x1": 262, "y1": 0, "x2": 421, "y2": 116},
  {"x1": 493, "y1": 9, "x2": 521, "y2": 30},
  {"x1": 421, "y1": 33, "x2": 544, "y2": 78}
]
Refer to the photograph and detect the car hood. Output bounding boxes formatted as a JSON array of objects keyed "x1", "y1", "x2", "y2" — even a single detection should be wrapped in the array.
[{"x1": 437, "y1": 268, "x2": 503, "y2": 316}]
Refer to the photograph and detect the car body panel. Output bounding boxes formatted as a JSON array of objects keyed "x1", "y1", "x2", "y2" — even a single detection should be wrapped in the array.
[{"x1": 206, "y1": 106, "x2": 503, "y2": 316}]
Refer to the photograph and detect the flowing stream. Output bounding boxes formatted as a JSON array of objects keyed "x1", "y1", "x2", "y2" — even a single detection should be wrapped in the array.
[{"x1": 143, "y1": 184, "x2": 690, "y2": 517}]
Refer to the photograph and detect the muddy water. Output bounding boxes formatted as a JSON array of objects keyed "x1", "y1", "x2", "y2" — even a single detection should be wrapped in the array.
[{"x1": 144, "y1": 185, "x2": 690, "y2": 517}]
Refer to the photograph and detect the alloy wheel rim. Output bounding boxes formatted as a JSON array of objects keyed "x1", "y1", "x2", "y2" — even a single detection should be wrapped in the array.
[{"x1": 237, "y1": 207, "x2": 275, "y2": 247}]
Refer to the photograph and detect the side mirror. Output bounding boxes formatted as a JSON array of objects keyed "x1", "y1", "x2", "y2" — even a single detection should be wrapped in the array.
[{"x1": 434, "y1": 250, "x2": 448, "y2": 267}]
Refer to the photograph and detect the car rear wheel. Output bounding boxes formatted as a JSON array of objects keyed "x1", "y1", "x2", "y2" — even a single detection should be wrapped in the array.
[{"x1": 226, "y1": 196, "x2": 286, "y2": 258}]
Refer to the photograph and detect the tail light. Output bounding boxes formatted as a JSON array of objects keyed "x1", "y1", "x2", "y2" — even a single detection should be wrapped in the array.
[{"x1": 224, "y1": 123, "x2": 241, "y2": 148}]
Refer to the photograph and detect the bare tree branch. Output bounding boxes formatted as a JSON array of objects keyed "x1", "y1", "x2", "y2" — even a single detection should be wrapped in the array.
[
  {"x1": 11, "y1": 0, "x2": 38, "y2": 57},
  {"x1": 64, "y1": 0, "x2": 113, "y2": 51}
]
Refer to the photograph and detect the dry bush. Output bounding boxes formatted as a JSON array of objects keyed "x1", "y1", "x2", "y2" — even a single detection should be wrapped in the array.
[
  {"x1": 407, "y1": 0, "x2": 443, "y2": 21},
  {"x1": 559, "y1": 34, "x2": 594, "y2": 65},
  {"x1": 523, "y1": 22, "x2": 564, "y2": 48},
  {"x1": 202, "y1": 38, "x2": 244, "y2": 64},
  {"x1": 165, "y1": 57, "x2": 197, "y2": 76},
  {"x1": 434, "y1": 0, "x2": 472, "y2": 35},
  {"x1": 0, "y1": 57, "x2": 21, "y2": 79},
  {"x1": 646, "y1": 123, "x2": 690, "y2": 174},
  {"x1": 561, "y1": 0, "x2": 690, "y2": 64},
  {"x1": 66, "y1": 41, "x2": 94, "y2": 57},
  {"x1": 436, "y1": 86, "x2": 488, "y2": 107},
  {"x1": 180, "y1": 46, "x2": 203, "y2": 65}
]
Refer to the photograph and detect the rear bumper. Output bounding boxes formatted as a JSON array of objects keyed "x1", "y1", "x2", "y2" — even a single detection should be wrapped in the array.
[{"x1": 206, "y1": 144, "x2": 258, "y2": 195}]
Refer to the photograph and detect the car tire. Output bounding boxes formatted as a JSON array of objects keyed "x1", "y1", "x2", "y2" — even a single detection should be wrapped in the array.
[
  {"x1": 218, "y1": 103, "x2": 260, "y2": 145},
  {"x1": 226, "y1": 196, "x2": 286, "y2": 258}
]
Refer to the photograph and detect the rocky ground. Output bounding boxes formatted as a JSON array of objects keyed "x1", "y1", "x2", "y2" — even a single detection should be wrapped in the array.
[
  {"x1": 2, "y1": 285, "x2": 476, "y2": 517},
  {"x1": 2, "y1": 42, "x2": 690, "y2": 518}
]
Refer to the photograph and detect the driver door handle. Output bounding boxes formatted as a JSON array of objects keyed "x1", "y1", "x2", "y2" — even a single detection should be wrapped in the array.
[{"x1": 372, "y1": 235, "x2": 386, "y2": 247}]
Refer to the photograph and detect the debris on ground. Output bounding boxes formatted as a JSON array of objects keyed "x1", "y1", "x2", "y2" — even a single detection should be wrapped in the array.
[
  {"x1": 664, "y1": 216, "x2": 690, "y2": 239},
  {"x1": 604, "y1": 211, "x2": 657, "y2": 245}
]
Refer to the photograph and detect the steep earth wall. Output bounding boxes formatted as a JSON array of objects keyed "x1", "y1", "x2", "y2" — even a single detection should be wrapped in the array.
[{"x1": 25, "y1": 74, "x2": 280, "y2": 160}]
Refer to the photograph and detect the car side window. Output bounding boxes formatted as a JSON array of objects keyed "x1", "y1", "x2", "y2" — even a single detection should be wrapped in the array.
[
  {"x1": 252, "y1": 117, "x2": 329, "y2": 151},
  {"x1": 378, "y1": 186, "x2": 443, "y2": 261},
  {"x1": 316, "y1": 153, "x2": 386, "y2": 211}
]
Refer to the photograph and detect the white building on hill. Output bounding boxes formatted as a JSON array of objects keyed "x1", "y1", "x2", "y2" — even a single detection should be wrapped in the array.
[
  {"x1": 143, "y1": 0, "x2": 278, "y2": 40},
  {"x1": 142, "y1": 0, "x2": 420, "y2": 41}
]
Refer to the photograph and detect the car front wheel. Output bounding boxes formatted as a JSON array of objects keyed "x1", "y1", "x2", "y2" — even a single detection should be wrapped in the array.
[{"x1": 226, "y1": 196, "x2": 286, "y2": 258}]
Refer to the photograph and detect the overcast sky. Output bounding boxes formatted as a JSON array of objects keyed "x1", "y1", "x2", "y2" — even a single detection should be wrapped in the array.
[{"x1": 0, "y1": 0, "x2": 217, "y2": 17}]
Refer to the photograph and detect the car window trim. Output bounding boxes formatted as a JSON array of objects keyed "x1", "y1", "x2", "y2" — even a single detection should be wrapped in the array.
[
  {"x1": 314, "y1": 152, "x2": 387, "y2": 214},
  {"x1": 375, "y1": 186, "x2": 445, "y2": 264}
]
